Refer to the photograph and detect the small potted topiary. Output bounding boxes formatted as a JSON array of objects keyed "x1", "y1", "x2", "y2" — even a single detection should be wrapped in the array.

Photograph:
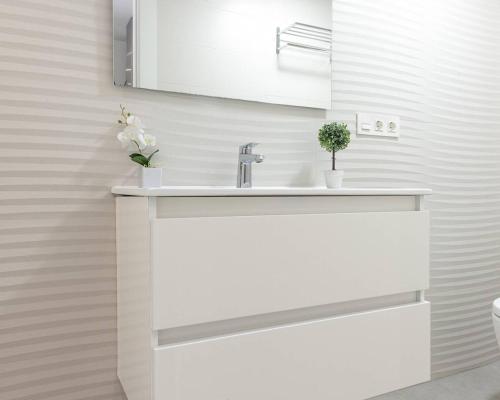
[{"x1": 318, "y1": 122, "x2": 351, "y2": 188}]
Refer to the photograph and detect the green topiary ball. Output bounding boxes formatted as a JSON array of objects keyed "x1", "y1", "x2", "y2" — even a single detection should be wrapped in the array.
[{"x1": 318, "y1": 122, "x2": 351, "y2": 153}]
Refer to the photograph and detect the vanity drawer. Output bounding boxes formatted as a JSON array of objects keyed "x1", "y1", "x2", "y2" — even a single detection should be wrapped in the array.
[
  {"x1": 151, "y1": 211, "x2": 428, "y2": 330},
  {"x1": 153, "y1": 302, "x2": 430, "y2": 400}
]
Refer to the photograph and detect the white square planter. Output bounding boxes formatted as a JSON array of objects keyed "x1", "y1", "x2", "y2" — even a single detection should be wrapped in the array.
[
  {"x1": 324, "y1": 170, "x2": 344, "y2": 189},
  {"x1": 140, "y1": 167, "x2": 163, "y2": 188}
]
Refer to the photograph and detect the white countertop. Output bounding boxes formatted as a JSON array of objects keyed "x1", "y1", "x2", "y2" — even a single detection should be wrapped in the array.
[{"x1": 111, "y1": 186, "x2": 432, "y2": 197}]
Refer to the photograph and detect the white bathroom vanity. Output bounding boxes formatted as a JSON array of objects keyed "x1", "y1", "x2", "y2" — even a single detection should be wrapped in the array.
[{"x1": 112, "y1": 187, "x2": 431, "y2": 400}]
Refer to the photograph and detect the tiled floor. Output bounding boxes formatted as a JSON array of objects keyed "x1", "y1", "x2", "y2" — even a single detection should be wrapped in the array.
[{"x1": 373, "y1": 361, "x2": 500, "y2": 400}]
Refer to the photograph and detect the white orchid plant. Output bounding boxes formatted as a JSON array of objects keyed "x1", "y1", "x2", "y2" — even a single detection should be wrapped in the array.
[{"x1": 117, "y1": 105, "x2": 159, "y2": 168}]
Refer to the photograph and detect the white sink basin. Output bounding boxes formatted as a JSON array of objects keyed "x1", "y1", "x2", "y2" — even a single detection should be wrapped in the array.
[{"x1": 111, "y1": 186, "x2": 432, "y2": 197}]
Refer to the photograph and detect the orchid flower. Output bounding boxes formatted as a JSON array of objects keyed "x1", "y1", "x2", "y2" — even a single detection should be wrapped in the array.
[{"x1": 117, "y1": 105, "x2": 159, "y2": 167}]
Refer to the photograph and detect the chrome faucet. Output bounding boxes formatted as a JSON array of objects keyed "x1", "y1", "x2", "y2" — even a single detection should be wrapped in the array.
[{"x1": 237, "y1": 143, "x2": 264, "y2": 188}]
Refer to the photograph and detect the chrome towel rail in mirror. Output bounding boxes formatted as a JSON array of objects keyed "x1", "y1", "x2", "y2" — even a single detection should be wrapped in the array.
[{"x1": 276, "y1": 22, "x2": 332, "y2": 59}]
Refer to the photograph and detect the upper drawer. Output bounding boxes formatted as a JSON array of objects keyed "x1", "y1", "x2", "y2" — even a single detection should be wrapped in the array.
[{"x1": 152, "y1": 211, "x2": 429, "y2": 330}]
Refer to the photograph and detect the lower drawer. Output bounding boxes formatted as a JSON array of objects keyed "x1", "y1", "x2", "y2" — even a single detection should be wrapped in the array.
[{"x1": 153, "y1": 302, "x2": 430, "y2": 400}]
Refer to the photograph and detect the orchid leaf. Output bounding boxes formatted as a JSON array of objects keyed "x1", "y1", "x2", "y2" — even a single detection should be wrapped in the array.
[
  {"x1": 129, "y1": 153, "x2": 149, "y2": 167},
  {"x1": 146, "y1": 149, "x2": 159, "y2": 163}
]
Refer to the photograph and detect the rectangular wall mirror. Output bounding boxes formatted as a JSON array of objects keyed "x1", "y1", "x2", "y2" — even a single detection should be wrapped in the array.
[{"x1": 113, "y1": 0, "x2": 332, "y2": 109}]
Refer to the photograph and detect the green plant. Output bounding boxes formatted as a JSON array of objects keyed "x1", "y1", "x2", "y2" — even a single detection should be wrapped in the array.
[{"x1": 318, "y1": 122, "x2": 350, "y2": 170}]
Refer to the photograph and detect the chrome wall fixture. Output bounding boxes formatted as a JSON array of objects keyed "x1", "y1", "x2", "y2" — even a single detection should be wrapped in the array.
[{"x1": 276, "y1": 22, "x2": 332, "y2": 59}]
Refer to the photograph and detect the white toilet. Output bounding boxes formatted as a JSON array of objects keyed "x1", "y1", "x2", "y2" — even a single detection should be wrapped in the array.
[{"x1": 493, "y1": 298, "x2": 500, "y2": 345}]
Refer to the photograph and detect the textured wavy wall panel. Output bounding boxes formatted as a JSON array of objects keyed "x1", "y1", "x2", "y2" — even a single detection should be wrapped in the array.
[
  {"x1": 1, "y1": 0, "x2": 499, "y2": 398},
  {"x1": 331, "y1": 0, "x2": 500, "y2": 378},
  {"x1": 329, "y1": 0, "x2": 427, "y2": 187},
  {"x1": 0, "y1": 1, "x2": 125, "y2": 398},
  {"x1": 425, "y1": 0, "x2": 500, "y2": 377},
  {"x1": 0, "y1": 1, "x2": 320, "y2": 399}
]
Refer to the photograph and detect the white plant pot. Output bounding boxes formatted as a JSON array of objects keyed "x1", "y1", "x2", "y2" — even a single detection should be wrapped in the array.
[
  {"x1": 324, "y1": 170, "x2": 344, "y2": 189},
  {"x1": 140, "y1": 167, "x2": 163, "y2": 188}
]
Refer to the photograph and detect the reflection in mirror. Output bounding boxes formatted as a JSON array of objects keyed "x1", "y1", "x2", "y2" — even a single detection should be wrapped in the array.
[
  {"x1": 113, "y1": 0, "x2": 134, "y2": 87},
  {"x1": 113, "y1": 0, "x2": 332, "y2": 109}
]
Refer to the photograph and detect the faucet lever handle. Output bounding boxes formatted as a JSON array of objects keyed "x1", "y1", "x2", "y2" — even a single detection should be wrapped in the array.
[{"x1": 240, "y1": 142, "x2": 259, "y2": 154}]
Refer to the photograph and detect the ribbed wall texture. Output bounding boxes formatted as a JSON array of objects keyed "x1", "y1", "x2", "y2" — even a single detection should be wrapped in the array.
[
  {"x1": 425, "y1": 0, "x2": 500, "y2": 377},
  {"x1": 331, "y1": 0, "x2": 500, "y2": 378},
  {"x1": 0, "y1": 0, "x2": 499, "y2": 398}
]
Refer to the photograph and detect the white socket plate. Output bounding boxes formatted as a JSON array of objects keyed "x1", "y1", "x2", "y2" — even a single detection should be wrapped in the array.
[{"x1": 356, "y1": 113, "x2": 400, "y2": 138}]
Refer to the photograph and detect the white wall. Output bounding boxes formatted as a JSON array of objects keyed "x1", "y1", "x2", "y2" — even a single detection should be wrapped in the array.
[
  {"x1": 425, "y1": 0, "x2": 500, "y2": 376},
  {"x1": 0, "y1": 0, "x2": 500, "y2": 398},
  {"x1": 329, "y1": 0, "x2": 500, "y2": 378},
  {"x1": 137, "y1": 0, "x2": 158, "y2": 89}
]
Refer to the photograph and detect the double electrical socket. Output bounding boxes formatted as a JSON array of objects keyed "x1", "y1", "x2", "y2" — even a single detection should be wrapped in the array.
[{"x1": 356, "y1": 113, "x2": 400, "y2": 138}]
